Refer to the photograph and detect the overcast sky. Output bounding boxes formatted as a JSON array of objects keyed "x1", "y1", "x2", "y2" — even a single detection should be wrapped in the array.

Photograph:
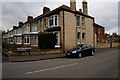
[{"x1": 0, "y1": 0, "x2": 119, "y2": 35}]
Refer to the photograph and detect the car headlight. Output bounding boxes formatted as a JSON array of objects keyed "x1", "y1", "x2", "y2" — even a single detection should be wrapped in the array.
[{"x1": 72, "y1": 51, "x2": 77, "y2": 53}]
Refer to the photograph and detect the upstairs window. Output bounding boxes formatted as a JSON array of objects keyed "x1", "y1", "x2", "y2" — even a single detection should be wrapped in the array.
[
  {"x1": 48, "y1": 15, "x2": 58, "y2": 28},
  {"x1": 32, "y1": 23, "x2": 37, "y2": 32},
  {"x1": 76, "y1": 16, "x2": 80, "y2": 27},
  {"x1": 98, "y1": 28, "x2": 100, "y2": 34},
  {"x1": 82, "y1": 17, "x2": 85, "y2": 28},
  {"x1": 44, "y1": 19, "x2": 47, "y2": 29},
  {"x1": 40, "y1": 20, "x2": 42, "y2": 29}
]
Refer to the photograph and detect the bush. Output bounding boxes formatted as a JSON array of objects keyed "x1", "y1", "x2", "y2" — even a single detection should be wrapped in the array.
[
  {"x1": 2, "y1": 41, "x2": 24, "y2": 50},
  {"x1": 38, "y1": 33, "x2": 57, "y2": 49}
]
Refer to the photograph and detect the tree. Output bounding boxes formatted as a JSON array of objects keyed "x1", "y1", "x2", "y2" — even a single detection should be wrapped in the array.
[{"x1": 38, "y1": 33, "x2": 57, "y2": 49}]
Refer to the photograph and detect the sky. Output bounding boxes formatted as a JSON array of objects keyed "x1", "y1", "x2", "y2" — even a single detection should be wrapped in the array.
[{"x1": 0, "y1": 0, "x2": 119, "y2": 35}]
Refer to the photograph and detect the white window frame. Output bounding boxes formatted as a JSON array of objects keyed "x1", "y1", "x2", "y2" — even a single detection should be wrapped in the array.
[
  {"x1": 53, "y1": 31, "x2": 60, "y2": 48},
  {"x1": 48, "y1": 15, "x2": 59, "y2": 28},
  {"x1": 76, "y1": 16, "x2": 80, "y2": 27},
  {"x1": 31, "y1": 35, "x2": 38, "y2": 46},
  {"x1": 24, "y1": 35, "x2": 30, "y2": 44},
  {"x1": 32, "y1": 23, "x2": 37, "y2": 32}
]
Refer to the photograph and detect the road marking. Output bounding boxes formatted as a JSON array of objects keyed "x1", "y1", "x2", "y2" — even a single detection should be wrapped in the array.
[{"x1": 25, "y1": 63, "x2": 78, "y2": 75}]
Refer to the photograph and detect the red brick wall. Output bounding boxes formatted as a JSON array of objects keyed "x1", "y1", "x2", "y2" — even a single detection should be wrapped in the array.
[{"x1": 96, "y1": 27, "x2": 105, "y2": 42}]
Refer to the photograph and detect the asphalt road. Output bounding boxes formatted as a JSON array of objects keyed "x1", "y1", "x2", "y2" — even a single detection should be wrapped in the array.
[{"x1": 2, "y1": 48, "x2": 118, "y2": 78}]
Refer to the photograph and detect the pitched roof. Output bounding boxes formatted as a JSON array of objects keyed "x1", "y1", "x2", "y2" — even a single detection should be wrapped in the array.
[{"x1": 94, "y1": 23, "x2": 104, "y2": 28}]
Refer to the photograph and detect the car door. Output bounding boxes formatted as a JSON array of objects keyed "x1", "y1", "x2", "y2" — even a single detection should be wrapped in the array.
[
  {"x1": 82, "y1": 45, "x2": 88, "y2": 56},
  {"x1": 86, "y1": 45, "x2": 92, "y2": 55}
]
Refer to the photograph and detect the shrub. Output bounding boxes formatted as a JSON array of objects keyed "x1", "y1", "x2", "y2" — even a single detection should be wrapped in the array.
[{"x1": 38, "y1": 33, "x2": 57, "y2": 49}]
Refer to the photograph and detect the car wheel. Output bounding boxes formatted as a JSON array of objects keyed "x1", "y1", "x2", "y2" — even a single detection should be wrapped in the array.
[
  {"x1": 78, "y1": 53, "x2": 82, "y2": 58},
  {"x1": 91, "y1": 51, "x2": 94, "y2": 56}
]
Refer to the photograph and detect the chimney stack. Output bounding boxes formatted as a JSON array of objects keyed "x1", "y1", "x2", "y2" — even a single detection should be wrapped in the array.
[
  {"x1": 43, "y1": 7, "x2": 50, "y2": 14},
  {"x1": 82, "y1": 0, "x2": 88, "y2": 15},
  {"x1": 19, "y1": 22, "x2": 23, "y2": 26},
  {"x1": 13, "y1": 26, "x2": 17, "y2": 29},
  {"x1": 70, "y1": 0, "x2": 76, "y2": 11},
  {"x1": 27, "y1": 16, "x2": 33, "y2": 22}
]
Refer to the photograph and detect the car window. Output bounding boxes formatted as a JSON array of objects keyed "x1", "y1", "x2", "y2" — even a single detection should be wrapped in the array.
[
  {"x1": 82, "y1": 45, "x2": 86, "y2": 49},
  {"x1": 86, "y1": 45, "x2": 90, "y2": 48}
]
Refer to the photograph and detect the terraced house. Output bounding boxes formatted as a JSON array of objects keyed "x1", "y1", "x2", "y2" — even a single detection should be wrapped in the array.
[{"x1": 3, "y1": 0, "x2": 97, "y2": 51}]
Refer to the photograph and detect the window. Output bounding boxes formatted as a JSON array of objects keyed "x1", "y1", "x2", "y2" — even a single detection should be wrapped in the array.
[
  {"x1": 82, "y1": 17, "x2": 85, "y2": 28},
  {"x1": 32, "y1": 23, "x2": 37, "y2": 32},
  {"x1": 55, "y1": 15, "x2": 58, "y2": 26},
  {"x1": 98, "y1": 28, "x2": 100, "y2": 34},
  {"x1": 48, "y1": 15, "x2": 58, "y2": 28},
  {"x1": 40, "y1": 20, "x2": 42, "y2": 29},
  {"x1": 31, "y1": 35, "x2": 38, "y2": 46},
  {"x1": 77, "y1": 32, "x2": 80, "y2": 44},
  {"x1": 76, "y1": 16, "x2": 80, "y2": 27},
  {"x1": 15, "y1": 37, "x2": 22, "y2": 44},
  {"x1": 24, "y1": 24, "x2": 30, "y2": 32},
  {"x1": 54, "y1": 32, "x2": 60, "y2": 47},
  {"x1": 24, "y1": 35, "x2": 30, "y2": 44},
  {"x1": 44, "y1": 19, "x2": 47, "y2": 29},
  {"x1": 82, "y1": 33, "x2": 85, "y2": 44}
]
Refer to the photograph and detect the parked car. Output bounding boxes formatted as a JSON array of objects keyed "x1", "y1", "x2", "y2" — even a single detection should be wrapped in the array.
[{"x1": 65, "y1": 44, "x2": 95, "y2": 58}]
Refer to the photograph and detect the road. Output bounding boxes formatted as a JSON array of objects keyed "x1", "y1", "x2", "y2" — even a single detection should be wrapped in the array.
[{"x1": 2, "y1": 48, "x2": 118, "y2": 78}]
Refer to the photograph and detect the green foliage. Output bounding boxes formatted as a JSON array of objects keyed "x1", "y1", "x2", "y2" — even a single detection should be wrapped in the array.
[
  {"x1": 38, "y1": 33, "x2": 57, "y2": 49},
  {"x1": 2, "y1": 41, "x2": 24, "y2": 50}
]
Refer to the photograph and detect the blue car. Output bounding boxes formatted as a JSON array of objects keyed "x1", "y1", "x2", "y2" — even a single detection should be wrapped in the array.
[{"x1": 66, "y1": 44, "x2": 95, "y2": 58}]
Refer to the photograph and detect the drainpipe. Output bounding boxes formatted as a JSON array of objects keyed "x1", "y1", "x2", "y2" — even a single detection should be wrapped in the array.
[{"x1": 63, "y1": 10, "x2": 65, "y2": 52}]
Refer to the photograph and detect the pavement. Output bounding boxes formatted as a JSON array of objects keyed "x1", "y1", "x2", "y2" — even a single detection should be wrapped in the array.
[
  {"x1": 2, "y1": 48, "x2": 119, "y2": 78},
  {"x1": 2, "y1": 47, "x2": 119, "y2": 62}
]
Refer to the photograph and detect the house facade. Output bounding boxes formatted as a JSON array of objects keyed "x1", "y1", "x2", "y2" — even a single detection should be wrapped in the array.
[
  {"x1": 3, "y1": 0, "x2": 96, "y2": 51},
  {"x1": 94, "y1": 23, "x2": 105, "y2": 42}
]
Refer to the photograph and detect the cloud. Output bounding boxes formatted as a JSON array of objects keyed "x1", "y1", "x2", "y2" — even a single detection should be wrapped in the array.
[{"x1": 1, "y1": 0, "x2": 118, "y2": 35}]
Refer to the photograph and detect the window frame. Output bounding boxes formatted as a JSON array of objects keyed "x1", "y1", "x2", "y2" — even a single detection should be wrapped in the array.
[
  {"x1": 82, "y1": 17, "x2": 85, "y2": 29},
  {"x1": 48, "y1": 15, "x2": 59, "y2": 28},
  {"x1": 24, "y1": 35, "x2": 30, "y2": 44},
  {"x1": 76, "y1": 16, "x2": 80, "y2": 27}
]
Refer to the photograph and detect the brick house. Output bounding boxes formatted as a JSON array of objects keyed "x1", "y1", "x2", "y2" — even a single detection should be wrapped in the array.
[
  {"x1": 94, "y1": 23, "x2": 105, "y2": 42},
  {"x1": 3, "y1": 0, "x2": 98, "y2": 51}
]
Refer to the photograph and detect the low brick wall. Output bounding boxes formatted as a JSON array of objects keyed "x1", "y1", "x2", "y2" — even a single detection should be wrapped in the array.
[
  {"x1": 95, "y1": 42, "x2": 119, "y2": 48},
  {"x1": 4, "y1": 49, "x2": 63, "y2": 56}
]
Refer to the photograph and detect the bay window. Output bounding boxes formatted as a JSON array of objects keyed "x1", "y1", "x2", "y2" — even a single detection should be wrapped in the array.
[
  {"x1": 48, "y1": 15, "x2": 59, "y2": 28},
  {"x1": 54, "y1": 31, "x2": 60, "y2": 47},
  {"x1": 31, "y1": 35, "x2": 38, "y2": 46},
  {"x1": 32, "y1": 23, "x2": 37, "y2": 32},
  {"x1": 40, "y1": 20, "x2": 42, "y2": 29}
]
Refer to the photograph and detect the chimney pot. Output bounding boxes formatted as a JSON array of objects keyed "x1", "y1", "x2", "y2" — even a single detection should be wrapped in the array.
[{"x1": 13, "y1": 26, "x2": 17, "y2": 29}]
